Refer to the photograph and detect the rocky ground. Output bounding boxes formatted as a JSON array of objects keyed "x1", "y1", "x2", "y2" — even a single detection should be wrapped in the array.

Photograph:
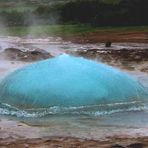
[
  {"x1": 0, "y1": 47, "x2": 52, "y2": 62},
  {"x1": 69, "y1": 48, "x2": 148, "y2": 73},
  {"x1": 0, "y1": 118, "x2": 148, "y2": 148},
  {"x1": 63, "y1": 31, "x2": 148, "y2": 44},
  {"x1": 1, "y1": 136, "x2": 148, "y2": 148}
]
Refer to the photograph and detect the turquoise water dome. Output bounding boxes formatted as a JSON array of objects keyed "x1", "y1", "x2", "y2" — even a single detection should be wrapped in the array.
[{"x1": 0, "y1": 54, "x2": 147, "y2": 109}]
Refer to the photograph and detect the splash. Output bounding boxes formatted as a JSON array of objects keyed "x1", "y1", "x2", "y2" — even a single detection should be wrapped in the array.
[{"x1": 0, "y1": 54, "x2": 147, "y2": 109}]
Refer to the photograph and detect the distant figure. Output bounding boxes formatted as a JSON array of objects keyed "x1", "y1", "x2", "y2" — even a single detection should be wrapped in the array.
[{"x1": 105, "y1": 41, "x2": 112, "y2": 47}]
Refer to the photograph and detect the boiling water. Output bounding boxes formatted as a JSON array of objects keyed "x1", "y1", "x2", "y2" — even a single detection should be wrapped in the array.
[{"x1": 0, "y1": 54, "x2": 147, "y2": 120}]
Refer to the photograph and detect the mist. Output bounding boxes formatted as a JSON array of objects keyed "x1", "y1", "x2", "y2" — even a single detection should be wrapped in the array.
[{"x1": 0, "y1": 1, "x2": 62, "y2": 37}]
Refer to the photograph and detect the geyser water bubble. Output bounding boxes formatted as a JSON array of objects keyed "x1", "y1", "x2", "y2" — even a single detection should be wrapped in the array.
[{"x1": 0, "y1": 54, "x2": 147, "y2": 109}]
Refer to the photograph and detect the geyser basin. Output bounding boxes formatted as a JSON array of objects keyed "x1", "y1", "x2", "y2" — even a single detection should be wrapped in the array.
[{"x1": 0, "y1": 54, "x2": 147, "y2": 109}]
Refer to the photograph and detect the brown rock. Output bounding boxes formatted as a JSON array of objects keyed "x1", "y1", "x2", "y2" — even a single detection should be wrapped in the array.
[
  {"x1": 127, "y1": 143, "x2": 144, "y2": 148},
  {"x1": 1, "y1": 48, "x2": 53, "y2": 62}
]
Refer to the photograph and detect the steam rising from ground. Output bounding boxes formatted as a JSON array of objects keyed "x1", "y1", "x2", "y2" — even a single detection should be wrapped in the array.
[
  {"x1": 0, "y1": 6, "x2": 60, "y2": 37},
  {"x1": 0, "y1": 16, "x2": 8, "y2": 36}
]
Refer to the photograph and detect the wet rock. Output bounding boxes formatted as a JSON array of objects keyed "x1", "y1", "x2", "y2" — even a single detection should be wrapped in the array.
[
  {"x1": 70, "y1": 48, "x2": 148, "y2": 71},
  {"x1": 1, "y1": 48, "x2": 53, "y2": 62},
  {"x1": 73, "y1": 48, "x2": 148, "y2": 62},
  {"x1": 127, "y1": 143, "x2": 144, "y2": 148},
  {"x1": 111, "y1": 144, "x2": 125, "y2": 148},
  {"x1": 140, "y1": 67, "x2": 148, "y2": 73}
]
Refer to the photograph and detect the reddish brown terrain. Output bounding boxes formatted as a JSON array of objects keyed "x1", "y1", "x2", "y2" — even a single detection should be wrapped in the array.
[
  {"x1": 63, "y1": 31, "x2": 148, "y2": 43},
  {"x1": 1, "y1": 136, "x2": 148, "y2": 148}
]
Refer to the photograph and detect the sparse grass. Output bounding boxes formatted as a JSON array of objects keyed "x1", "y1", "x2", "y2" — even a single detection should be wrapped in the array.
[
  {"x1": 0, "y1": 5, "x2": 37, "y2": 12},
  {"x1": 0, "y1": 24, "x2": 98, "y2": 37},
  {"x1": 101, "y1": 0, "x2": 121, "y2": 4},
  {"x1": 0, "y1": 25, "x2": 148, "y2": 37},
  {"x1": 91, "y1": 26, "x2": 148, "y2": 32},
  {"x1": 0, "y1": 4, "x2": 38, "y2": 12}
]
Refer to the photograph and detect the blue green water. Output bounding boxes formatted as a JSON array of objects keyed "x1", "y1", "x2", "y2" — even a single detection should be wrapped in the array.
[{"x1": 0, "y1": 54, "x2": 147, "y2": 119}]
